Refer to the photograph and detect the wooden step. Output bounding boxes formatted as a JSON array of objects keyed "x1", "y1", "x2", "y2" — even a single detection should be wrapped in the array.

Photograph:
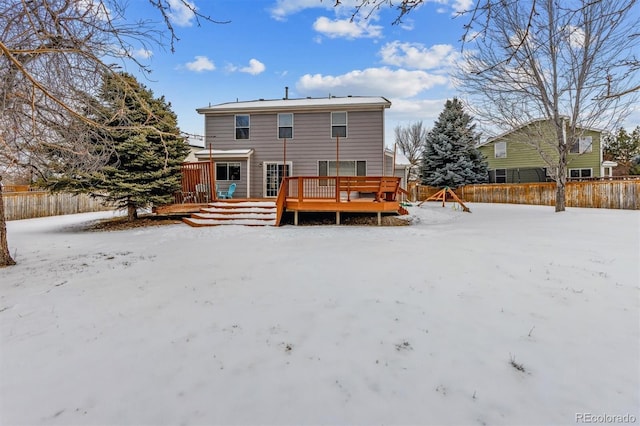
[
  {"x1": 183, "y1": 217, "x2": 277, "y2": 227},
  {"x1": 192, "y1": 212, "x2": 276, "y2": 220},
  {"x1": 183, "y1": 200, "x2": 277, "y2": 227},
  {"x1": 200, "y1": 206, "x2": 276, "y2": 214}
]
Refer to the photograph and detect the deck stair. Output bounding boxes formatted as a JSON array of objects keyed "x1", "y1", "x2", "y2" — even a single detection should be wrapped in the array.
[{"x1": 183, "y1": 200, "x2": 277, "y2": 227}]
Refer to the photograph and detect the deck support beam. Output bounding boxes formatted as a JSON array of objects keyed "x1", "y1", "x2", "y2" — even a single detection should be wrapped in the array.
[
  {"x1": 294, "y1": 211, "x2": 298, "y2": 226},
  {"x1": 336, "y1": 211, "x2": 340, "y2": 225},
  {"x1": 377, "y1": 212, "x2": 381, "y2": 226}
]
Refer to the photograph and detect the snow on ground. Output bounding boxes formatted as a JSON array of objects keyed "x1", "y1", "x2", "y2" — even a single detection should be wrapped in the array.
[{"x1": 1, "y1": 203, "x2": 638, "y2": 426}]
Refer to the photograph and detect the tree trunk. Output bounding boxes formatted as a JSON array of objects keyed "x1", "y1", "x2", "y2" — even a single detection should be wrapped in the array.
[
  {"x1": 127, "y1": 203, "x2": 138, "y2": 222},
  {"x1": 555, "y1": 150, "x2": 567, "y2": 212},
  {"x1": 555, "y1": 177, "x2": 567, "y2": 212},
  {"x1": 554, "y1": 121, "x2": 567, "y2": 213},
  {"x1": 0, "y1": 177, "x2": 17, "y2": 267}
]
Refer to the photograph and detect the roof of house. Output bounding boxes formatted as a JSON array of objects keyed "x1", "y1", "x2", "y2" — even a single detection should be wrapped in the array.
[{"x1": 196, "y1": 96, "x2": 391, "y2": 114}]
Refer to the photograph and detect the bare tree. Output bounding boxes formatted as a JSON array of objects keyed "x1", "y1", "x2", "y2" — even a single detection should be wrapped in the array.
[
  {"x1": 394, "y1": 121, "x2": 427, "y2": 180},
  {"x1": 338, "y1": 0, "x2": 638, "y2": 211},
  {"x1": 460, "y1": 0, "x2": 638, "y2": 211},
  {"x1": 336, "y1": 0, "x2": 640, "y2": 100},
  {"x1": 0, "y1": 0, "x2": 224, "y2": 267}
]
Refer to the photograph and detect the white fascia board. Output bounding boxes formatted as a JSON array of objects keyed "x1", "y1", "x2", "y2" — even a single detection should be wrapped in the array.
[
  {"x1": 193, "y1": 148, "x2": 255, "y2": 159},
  {"x1": 196, "y1": 96, "x2": 391, "y2": 115}
]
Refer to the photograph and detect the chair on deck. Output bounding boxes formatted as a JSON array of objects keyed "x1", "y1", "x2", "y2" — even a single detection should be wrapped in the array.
[
  {"x1": 195, "y1": 183, "x2": 209, "y2": 203},
  {"x1": 218, "y1": 182, "x2": 236, "y2": 199}
]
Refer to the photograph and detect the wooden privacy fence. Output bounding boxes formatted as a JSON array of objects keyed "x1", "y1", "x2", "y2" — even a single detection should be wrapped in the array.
[
  {"x1": 3, "y1": 191, "x2": 112, "y2": 221},
  {"x1": 417, "y1": 180, "x2": 639, "y2": 210}
]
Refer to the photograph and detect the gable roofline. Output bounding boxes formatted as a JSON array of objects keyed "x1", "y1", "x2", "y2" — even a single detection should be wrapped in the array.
[
  {"x1": 479, "y1": 117, "x2": 605, "y2": 147},
  {"x1": 196, "y1": 96, "x2": 391, "y2": 115}
]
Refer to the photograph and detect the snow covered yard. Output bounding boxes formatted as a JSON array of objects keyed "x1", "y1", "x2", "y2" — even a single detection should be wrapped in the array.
[{"x1": 1, "y1": 203, "x2": 638, "y2": 426}]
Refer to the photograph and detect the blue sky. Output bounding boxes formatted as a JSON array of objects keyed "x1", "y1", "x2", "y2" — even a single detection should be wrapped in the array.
[{"x1": 123, "y1": 0, "x2": 638, "y2": 146}]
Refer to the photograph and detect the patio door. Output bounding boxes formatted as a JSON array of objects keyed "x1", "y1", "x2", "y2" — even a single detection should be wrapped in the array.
[{"x1": 264, "y1": 162, "x2": 291, "y2": 197}]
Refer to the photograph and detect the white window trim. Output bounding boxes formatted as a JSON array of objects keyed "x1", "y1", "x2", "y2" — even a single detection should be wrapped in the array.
[
  {"x1": 318, "y1": 160, "x2": 366, "y2": 176},
  {"x1": 235, "y1": 114, "x2": 250, "y2": 140},
  {"x1": 331, "y1": 111, "x2": 348, "y2": 138},
  {"x1": 278, "y1": 113, "x2": 294, "y2": 140},
  {"x1": 494, "y1": 141, "x2": 507, "y2": 158},
  {"x1": 216, "y1": 162, "x2": 241, "y2": 181},
  {"x1": 570, "y1": 136, "x2": 593, "y2": 154},
  {"x1": 568, "y1": 168, "x2": 593, "y2": 178},
  {"x1": 494, "y1": 168, "x2": 507, "y2": 183}
]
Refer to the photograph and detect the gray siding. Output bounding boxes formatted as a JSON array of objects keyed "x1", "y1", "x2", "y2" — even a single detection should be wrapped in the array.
[{"x1": 204, "y1": 109, "x2": 386, "y2": 198}]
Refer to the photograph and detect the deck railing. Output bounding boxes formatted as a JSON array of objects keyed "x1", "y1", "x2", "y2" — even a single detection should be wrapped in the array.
[
  {"x1": 282, "y1": 176, "x2": 401, "y2": 201},
  {"x1": 274, "y1": 177, "x2": 288, "y2": 226},
  {"x1": 178, "y1": 162, "x2": 215, "y2": 203}
]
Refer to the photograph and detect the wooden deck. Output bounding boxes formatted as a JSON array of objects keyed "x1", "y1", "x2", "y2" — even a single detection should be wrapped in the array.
[
  {"x1": 277, "y1": 176, "x2": 403, "y2": 225},
  {"x1": 159, "y1": 171, "x2": 407, "y2": 225}
]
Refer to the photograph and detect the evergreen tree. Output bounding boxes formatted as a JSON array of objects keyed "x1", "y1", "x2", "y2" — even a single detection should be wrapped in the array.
[
  {"x1": 421, "y1": 98, "x2": 488, "y2": 188},
  {"x1": 46, "y1": 73, "x2": 189, "y2": 220},
  {"x1": 603, "y1": 126, "x2": 640, "y2": 175}
]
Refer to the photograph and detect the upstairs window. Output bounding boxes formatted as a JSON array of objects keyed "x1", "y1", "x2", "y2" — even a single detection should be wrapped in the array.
[
  {"x1": 278, "y1": 113, "x2": 293, "y2": 139},
  {"x1": 494, "y1": 141, "x2": 507, "y2": 158},
  {"x1": 235, "y1": 115, "x2": 250, "y2": 140},
  {"x1": 331, "y1": 112, "x2": 347, "y2": 138},
  {"x1": 570, "y1": 136, "x2": 592, "y2": 154}
]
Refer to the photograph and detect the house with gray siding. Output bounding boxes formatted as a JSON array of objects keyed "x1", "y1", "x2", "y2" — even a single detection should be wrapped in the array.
[{"x1": 194, "y1": 96, "x2": 392, "y2": 198}]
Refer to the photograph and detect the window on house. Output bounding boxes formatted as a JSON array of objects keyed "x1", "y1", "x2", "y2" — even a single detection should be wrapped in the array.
[
  {"x1": 319, "y1": 160, "x2": 366, "y2": 177},
  {"x1": 494, "y1": 141, "x2": 507, "y2": 158},
  {"x1": 569, "y1": 168, "x2": 592, "y2": 179},
  {"x1": 216, "y1": 162, "x2": 241, "y2": 181},
  {"x1": 495, "y1": 169, "x2": 507, "y2": 183},
  {"x1": 331, "y1": 112, "x2": 347, "y2": 138},
  {"x1": 235, "y1": 115, "x2": 250, "y2": 139},
  {"x1": 278, "y1": 113, "x2": 293, "y2": 139},
  {"x1": 570, "y1": 136, "x2": 592, "y2": 154}
]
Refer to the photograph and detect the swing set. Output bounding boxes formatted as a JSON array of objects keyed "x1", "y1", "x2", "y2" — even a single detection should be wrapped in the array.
[{"x1": 417, "y1": 186, "x2": 471, "y2": 212}]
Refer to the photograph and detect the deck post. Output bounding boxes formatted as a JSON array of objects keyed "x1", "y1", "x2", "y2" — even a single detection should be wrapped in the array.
[
  {"x1": 377, "y1": 212, "x2": 381, "y2": 226},
  {"x1": 336, "y1": 211, "x2": 340, "y2": 225},
  {"x1": 294, "y1": 210, "x2": 298, "y2": 226}
]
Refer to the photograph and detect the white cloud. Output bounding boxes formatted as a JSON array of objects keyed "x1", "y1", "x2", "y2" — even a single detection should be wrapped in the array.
[
  {"x1": 379, "y1": 41, "x2": 458, "y2": 70},
  {"x1": 226, "y1": 59, "x2": 266, "y2": 75},
  {"x1": 296, "y1": 67, "x2": 449, "y2": 98},
  {"x1": 385, "y1": 97, "x2": 449, "y2": 134},
  {"x1": 133, "y1": 48, "x2": 153, "y2": 60},
  {"x1": 185, "y1": 56, "x2": 215, "y2": 72},
  {"x1": 313, "y1": 16, "x2": 383, "y2": 39},
  {"x1": 75, "y1": 0, "x2": 111, "y2": 21},
  {"x1": 269, "y1": 0, "x2": 333, "y2": 21},
  {"x1": 167, "y1": 0, "x2": 196, "y2": 27},
  {"x1": 399, "y1": 19, "x2": 415, "y2": 31},
  {"x1": 240, "y1": 59, "x2": 266, "y2": 75},
  {"x1": 452, "y1": 0, "x2": 474, "y2": 13},
  {"x1": 565, "y1": 25, "x2": 585, "y2": 49}
]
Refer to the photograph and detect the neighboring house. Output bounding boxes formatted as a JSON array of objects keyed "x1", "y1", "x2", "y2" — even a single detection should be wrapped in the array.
[
  {"x1": 385, "y1": 148, "x2": 410, "y2": 191},
  {"x1": 181, "y1": 136, "x2": 205, "y2": 162},
  {"x1": 194, "y1": 95, "x2": 392, "y2": 198},
  {"x1": 478, "y1": 119, "x2": 613, "y2": 183}
]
